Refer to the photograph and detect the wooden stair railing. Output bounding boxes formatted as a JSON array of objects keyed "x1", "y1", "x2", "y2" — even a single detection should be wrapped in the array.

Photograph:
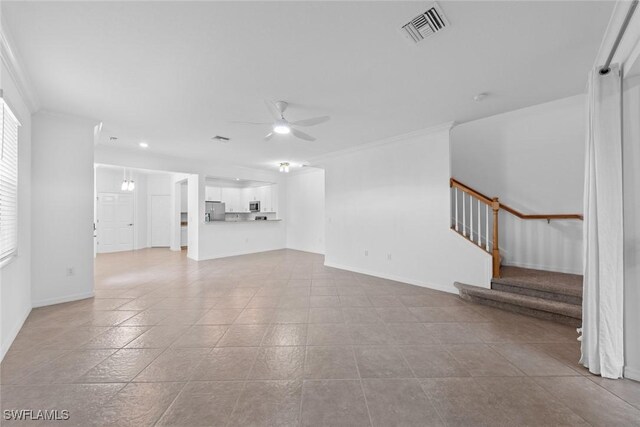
[{"x1": 449, "y1": 178, "x2": 583, "y2": 278}]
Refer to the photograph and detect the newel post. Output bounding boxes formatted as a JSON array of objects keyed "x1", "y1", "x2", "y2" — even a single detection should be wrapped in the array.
[{"x1": 491, "y1": 197, "x2": 501, "y2": 278}]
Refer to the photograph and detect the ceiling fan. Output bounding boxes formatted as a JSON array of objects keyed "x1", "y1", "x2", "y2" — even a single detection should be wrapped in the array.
[{"x1": 232, "y1": 101, "x2": 329, "y2": 142}]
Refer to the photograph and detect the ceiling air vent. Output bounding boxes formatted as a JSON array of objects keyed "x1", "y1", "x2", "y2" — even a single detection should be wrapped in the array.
[{"x1": 400, "y1": 3, "x2": 449, "y2": 45}]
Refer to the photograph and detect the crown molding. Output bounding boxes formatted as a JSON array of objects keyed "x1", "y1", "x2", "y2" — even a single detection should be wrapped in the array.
[
  {"x1": 0, "y1": 17, "x2": 40, "y2": 113},
  {"x1": 307, "y1": 121, "x2": 456, "y2": 166}
]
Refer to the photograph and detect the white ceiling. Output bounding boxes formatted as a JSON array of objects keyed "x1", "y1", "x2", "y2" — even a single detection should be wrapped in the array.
[{"x1": 4, "y1": 1, "x2": 613, "y2": 170}]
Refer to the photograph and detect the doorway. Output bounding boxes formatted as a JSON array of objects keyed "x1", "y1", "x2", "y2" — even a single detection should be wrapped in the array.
[{"x1": 96, "y1": 192, "x2": 134, "y2": 253}]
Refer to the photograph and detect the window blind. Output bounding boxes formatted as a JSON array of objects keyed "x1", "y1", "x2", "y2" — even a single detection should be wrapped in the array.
[{"x1": 0, "y1": 97, "x2": 20, "y2": 262}]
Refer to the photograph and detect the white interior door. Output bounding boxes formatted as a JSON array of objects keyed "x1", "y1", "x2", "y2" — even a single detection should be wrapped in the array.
[
  {"x1": 151, "y1": 195, "x2": 171, "y2": 247},
  {"x1": 97, "y1": 192, "x2": 134, "y2": 253}
]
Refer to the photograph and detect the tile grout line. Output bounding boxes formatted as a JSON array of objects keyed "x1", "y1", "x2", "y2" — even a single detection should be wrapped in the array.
[
  {"x1": 351, "y1": 344, "x2": 375, "y2": 427},
  {"x1": 397, "y1": 344, "x2": 448, "y2": 426}
]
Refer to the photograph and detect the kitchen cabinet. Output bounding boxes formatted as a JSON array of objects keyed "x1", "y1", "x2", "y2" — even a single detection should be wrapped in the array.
[
  {"x1": 221, "y1": 187, "x2": 241, "y2": 212},
  {"x1": 270, "y1": 184, "x2": 278, "y2": 212},
  {"x1": 258, "y1": 186, "x2": 272, "y2": 212},
  {"x1": 240, "y1": 187, "x2": 258, "y2": 211},
  {"x1": 205, "y1": 186, "x2": 222, "y2": 201}
]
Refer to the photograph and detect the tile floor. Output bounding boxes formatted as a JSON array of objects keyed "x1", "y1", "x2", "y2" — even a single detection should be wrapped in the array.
[{"x1": 1, "y1": 248, "x2": 639, "y2": 426}]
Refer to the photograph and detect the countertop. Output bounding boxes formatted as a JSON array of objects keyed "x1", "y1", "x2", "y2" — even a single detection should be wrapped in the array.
[{"x1": 205, "y1": 219, "x2": 282, "y2": 223}]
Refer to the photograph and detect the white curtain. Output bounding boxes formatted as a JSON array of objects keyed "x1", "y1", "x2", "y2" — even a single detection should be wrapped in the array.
[{"x1": 581, "y1": 64, "x2": 624, "y2": 378}]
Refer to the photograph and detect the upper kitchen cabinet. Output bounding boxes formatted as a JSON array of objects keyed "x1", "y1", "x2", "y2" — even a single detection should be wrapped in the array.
[
  {"x1": 204, "y1": 177, "x2": 278, "y2": 214},
  {"x1": 257, "y1": 185, "x2": 273, "y2": 212},
  {"x1": 221, "y1": 187, "x2": 241, "y2": 212},
  {"x1": 205, "y1": 185, "x2": 222, "y2": 201}
]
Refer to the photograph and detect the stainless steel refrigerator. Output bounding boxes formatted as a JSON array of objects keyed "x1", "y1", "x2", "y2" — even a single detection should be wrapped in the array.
[{"x1": 205, "y1": 201, "x2": 226, "y2": 221}]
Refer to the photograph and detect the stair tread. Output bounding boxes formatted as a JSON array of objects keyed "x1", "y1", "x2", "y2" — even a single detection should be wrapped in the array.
[
  {"x1": 492, "y1": 266, "x2": 583, "y2": 297},
  {"x1": 455, "y1": 282, "x2": 581, "y2": 319}
]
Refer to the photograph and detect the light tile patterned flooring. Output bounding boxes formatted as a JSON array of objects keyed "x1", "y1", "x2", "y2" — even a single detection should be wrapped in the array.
[{"x1": 1, "y1": 248, "x2": 639, "y2": 426}]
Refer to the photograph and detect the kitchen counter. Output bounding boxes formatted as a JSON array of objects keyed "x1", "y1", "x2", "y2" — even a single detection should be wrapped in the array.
[{"x1": 205, "y1": 219, "x2": 282, "y2": 223}]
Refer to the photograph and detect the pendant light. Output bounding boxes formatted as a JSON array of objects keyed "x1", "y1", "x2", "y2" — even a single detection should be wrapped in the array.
[
  {"x1": 121, "y1": 168, "x2": 135, "y2": 191},
  {"x1": 121, "y1": 169, "x2": 128, "y2": 191},
  {"x1": 279, "y1": 162, "x2": 290, "y2": 173}
]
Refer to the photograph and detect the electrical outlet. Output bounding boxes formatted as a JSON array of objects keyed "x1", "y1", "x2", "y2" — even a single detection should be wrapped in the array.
[
  {"x1": 364, "y1": 250, "x2": 368, "y2": 257},
  {"x1": 66, "y1": 267, "x2": 74, "y2": 276}
]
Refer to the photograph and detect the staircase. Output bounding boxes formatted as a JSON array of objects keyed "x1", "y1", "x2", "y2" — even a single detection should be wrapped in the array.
[
  {"x1": 455, "y1": 266, "x2": 582, "y2": 326},
  {"x1": 449, "y1": 178, "x2": 584, "y2": 326}
]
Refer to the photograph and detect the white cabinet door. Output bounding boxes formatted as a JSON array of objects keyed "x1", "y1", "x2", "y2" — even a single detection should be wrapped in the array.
[
  {"x1": 206, "y1": 186, "x2": 221, "y2": 201},
  {"x1": 255, "y1": 186, "x2": 271, "y2": 211},
  {"x1": 240, "y1": 188, "x2": 250, "y2": 212},
  {"x1": 221, "y1": 187, "x2": 241, "y2": 212},
  {"x1": 256, "y1": 186, "x2": 265, "y2": 210},
  {"x1": 262, "y1": 186, "x2": 272, "y2": 211},
  {"x1": 271, "y1": 184, "x2": 278, "y2": 213},
  {"x1": 248, "y1": 187, "x2": 257, "y2": 202}
]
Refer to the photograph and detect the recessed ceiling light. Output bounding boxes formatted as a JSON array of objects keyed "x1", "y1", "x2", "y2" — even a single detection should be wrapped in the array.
[
  {"x1": 473, "y1": 93, "x2": 488, "y2": 102},
  {"x1": 235, "y1": 178, "x2": 240, "y2": 181},
  {"x1": 139, "y1": 142, "x2": 149, "y2": 148}
]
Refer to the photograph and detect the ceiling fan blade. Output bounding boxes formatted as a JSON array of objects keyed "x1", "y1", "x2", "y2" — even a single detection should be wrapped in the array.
[
  {"x1": 264, "y1": 132, "x2": 275, "y2": 141},
  {"x1": 291, "y1": 116, "x2": 330, "y2": 127},
  {"x1": 264, "y1": 100, "x2": 281, "y2": 120},
  {"x1": 291, "y1": 128, "x2": 316, "y2": 142},
  {"x1": 228, "y1": 121, "x2": 270, "y2": 125}
]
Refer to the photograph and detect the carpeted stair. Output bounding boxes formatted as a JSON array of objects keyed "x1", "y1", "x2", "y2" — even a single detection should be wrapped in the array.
[{"x1": 455, "y1": 266, "x2": 583, "y2": 326}]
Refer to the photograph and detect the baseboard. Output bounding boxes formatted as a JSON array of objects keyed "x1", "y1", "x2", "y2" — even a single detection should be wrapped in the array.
[
  {"x1": 323, "y1": 261, "x2": 457, "y2": 295},
  {"x1": 624, "y1": 365, "x2": 640, "y2": 382},
  {"x1": 31, "y1": 290, "x2": 95, "y2": 308},
  {"x1": 285, "y1": 246, "x2": 325, "y2": 256},
  {"x1": 1, "y1": 304, "x2": 31, "y2": 362}
]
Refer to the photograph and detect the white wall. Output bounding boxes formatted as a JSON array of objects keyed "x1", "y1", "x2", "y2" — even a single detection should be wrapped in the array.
[
  {"x1": 623, "y1": 77, "x2": 640, "y2": 381},
  {"x1": 286, "y1": 168, "x2": 325, "y2": 254},
  {"x1": 31, "y1": 111, "x2": 96, "y2": 307},
  {"x1": 0, "y1": 61, "x2": 33, "y2": 360},
  {"x1": 146, "y1": 172, "x2": 172, "y2": 247},
  {"x1": 322, "y1": 125, "x2": 492, "y2": 293},
  {"x1": 451, "y1": 95, "x2": 585, "y2": 274}
]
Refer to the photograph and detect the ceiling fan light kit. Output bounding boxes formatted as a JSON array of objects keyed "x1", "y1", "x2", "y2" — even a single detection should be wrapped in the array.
[
  {"x1": 232, "y1": 100, "x2": 330, "y2": 142},
  {"x1": 273, "y1": 118, "x2": 291, "y2": 134}
]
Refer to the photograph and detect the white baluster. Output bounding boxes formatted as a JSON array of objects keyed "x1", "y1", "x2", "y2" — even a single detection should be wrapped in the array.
[
  {"x1": 462, "y1": 193, "x2": 466, "y2": 237},
  {"x1": 477, "y1": 199, "x2": 481, "y2": 245},
  {"x1": 485, "y1": 203, "x2": 489, "y2": 250},
  {"x1": 470, "y1": 195, "x2": 474, "y2": 241},
  {"x1": 454, "y1": 188, "x2": 459, "y2": 232}
]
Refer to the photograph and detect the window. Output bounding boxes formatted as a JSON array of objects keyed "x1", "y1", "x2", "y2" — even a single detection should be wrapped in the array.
[{"x1": 0, "y1": 96, "x2": 20, "y2": 263}]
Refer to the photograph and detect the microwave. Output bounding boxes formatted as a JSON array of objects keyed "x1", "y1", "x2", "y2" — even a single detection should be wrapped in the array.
[{"x1": 249, "y1": 201, "x2": 260, "y2": 212}]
